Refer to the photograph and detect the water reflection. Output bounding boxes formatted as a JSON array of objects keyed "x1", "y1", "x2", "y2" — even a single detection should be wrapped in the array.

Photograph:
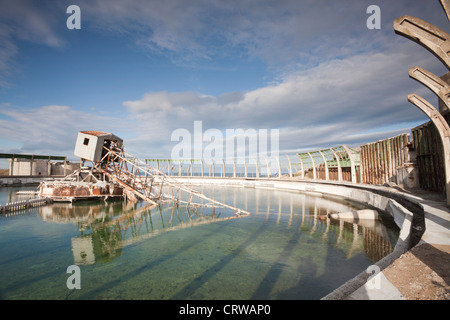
[
  {"x1": 0, "y1": 186, "x2": 37, "y2": 204},
  {"x1": 39, "y1": 200, "x2": 240, "y2": 265},
  {"x1": 37, "y1": 185, "x2": 398, "y2": 267}
]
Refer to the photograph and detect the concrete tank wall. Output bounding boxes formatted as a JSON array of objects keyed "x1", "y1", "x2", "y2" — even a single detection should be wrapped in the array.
[
  {"x1": 7, "y1": 159, "x2": 80, "y2": 176},
  {"x1": 10, "y1": 159, "x2": 49, "y2": 176},
  {"x1": 50, "y1": 161, "x2": 80, "y2": 176}
]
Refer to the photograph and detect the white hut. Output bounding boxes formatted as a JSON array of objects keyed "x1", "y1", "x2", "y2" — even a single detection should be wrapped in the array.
[{"x1": 74, "y1": 131, "x2": 123, "y2": 163}]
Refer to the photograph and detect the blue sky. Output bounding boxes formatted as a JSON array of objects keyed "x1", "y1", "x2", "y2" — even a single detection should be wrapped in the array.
[{"x1": 0, "y1": 0, "x2": 449, "y2": 164}]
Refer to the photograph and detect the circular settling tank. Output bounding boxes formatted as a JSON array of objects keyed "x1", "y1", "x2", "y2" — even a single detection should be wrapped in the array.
[{"x1": 0, "y1": 185, "x2": 399, "y2": 300}]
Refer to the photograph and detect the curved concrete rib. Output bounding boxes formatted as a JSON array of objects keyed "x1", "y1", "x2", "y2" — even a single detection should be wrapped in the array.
[
  {"x1": 342, "y1": 145, "x2": 357, "y2": 183},
  {"x1": 441, "y1": 0, "x2": 450, "y2": 22},
  {"x1": 408, "y1": 94, "x2": 450, "y2": 206},
  {"x1": 408, "y1": 94, "x2": 450, "y2": 137},
  {"x1": 394, "y1": 15, "x2": 450, "y2": 69},
  {"x1": 409, "y1": 67, "x2": 450, "y2": 113}
]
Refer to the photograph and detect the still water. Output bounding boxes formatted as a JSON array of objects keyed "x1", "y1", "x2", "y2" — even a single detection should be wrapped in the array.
[{"x1": 0, "y1": 185, "x2": 399, "y2": 300}]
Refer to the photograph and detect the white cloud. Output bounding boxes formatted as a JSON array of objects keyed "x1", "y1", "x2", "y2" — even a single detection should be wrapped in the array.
[
  {"x1": 0, "y1": 42, "x2": 443, "y2": 161},
  {"x1": 0, "y1": 0, "x2": 65, "y2": 87},
  {"x1": 121, "y1": 41, "x2": 443, "y2": 158},
  {"x1": 1, "y1": 0, "x2": 447, "y2": 86},
  {"x1": 77, "y1": 0, "x2": 449, "y2": 68},
  {"x1": 0, "y1": 0, "x2": 448, "y2": 161},
  {"x1": 124, "y1": 91, "x2": 215, "y2": 114},
  {"x1": 0, "y1": 104, "x2": 121, "y2": 158}
]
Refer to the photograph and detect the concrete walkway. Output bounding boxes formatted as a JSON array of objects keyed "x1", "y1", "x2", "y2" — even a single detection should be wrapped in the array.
[{"x1": 345, "y1": 190, "x2": 450, "y2": 300}]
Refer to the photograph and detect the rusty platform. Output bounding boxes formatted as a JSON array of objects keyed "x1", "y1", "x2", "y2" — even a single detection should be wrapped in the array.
[{"x1": 39, "y1": 180, "x2": 124, "y2": 203}]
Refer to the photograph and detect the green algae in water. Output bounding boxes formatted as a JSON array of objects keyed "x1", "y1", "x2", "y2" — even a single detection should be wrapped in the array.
[{"x1": 0, "y1": 185, "x2": 399, "y2": 300}]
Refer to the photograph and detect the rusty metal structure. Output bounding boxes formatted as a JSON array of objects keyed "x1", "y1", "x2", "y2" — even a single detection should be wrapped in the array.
[
  {"x1": 39, "y1": 131, "x2": 250, "y2": 218},
  {"x1": 34, "y1": 1, "x2": 450, "y2": 208},
  {"x1": 39, "y1": 170, "x2": 124, "y2": 202}
]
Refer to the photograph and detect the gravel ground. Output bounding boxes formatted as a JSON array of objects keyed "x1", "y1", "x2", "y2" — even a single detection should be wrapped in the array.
[{"x1": 383, "y1": 243, "x2": 450, "y2": 300}]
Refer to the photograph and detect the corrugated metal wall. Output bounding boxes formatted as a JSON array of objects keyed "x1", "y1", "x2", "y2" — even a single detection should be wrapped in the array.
[
  {"x1": 316, "y1": 166, "x2": 361, "y2": 183},
  {"x1": 360, "y1": 133, "x2": 410, "y2": 185},
  {"x1": 411, "y1": 116, "x2": 448, "y2": 194},
  {"x1": 359, "y1": 113, "x2": 448, "y2": 194}
]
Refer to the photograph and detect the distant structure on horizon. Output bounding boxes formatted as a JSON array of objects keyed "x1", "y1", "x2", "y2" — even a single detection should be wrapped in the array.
[{"x1": 0, "y1": 153, "x2": 79, "y2": 177}]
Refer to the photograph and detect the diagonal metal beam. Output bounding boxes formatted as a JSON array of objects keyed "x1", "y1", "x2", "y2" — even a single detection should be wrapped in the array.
[
  {"x1": 394, "y1": 15, "x2": 450, "y2": 69},
  {"x1": 408, "y1": 94, "x2": 450, "y2": 206},
  {"x1": 409, "y1": 66, "x2": 450, "y2": 113}
]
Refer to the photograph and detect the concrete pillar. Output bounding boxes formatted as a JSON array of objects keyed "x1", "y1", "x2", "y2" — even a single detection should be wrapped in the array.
[
  {"x1": 394, "y1": 10, "x2": 450, "y2": 206},
  {"x1": 342, "y1": 145, "x2": 357, "y2": 183},
  {"x1": 286, "y1": 154, "x2": 293, "y2": 178},
  {"x1": 265, "y1": 157, "x2": 271, "y2": 178},
  {"x1": 330, "y1": 148, "x2": 342, "y2": 182},
  {"x1": 222, "y1": 159, "x2": 225, "y2": 177},
  {"x1": 299, "y1": 157, "x2": 304, "y2": 179},
  {"x1": 307, "y1": 152, "x2": 316, "y2": 180},
  {"x1": 277, "y1": 156, "x2": 282, "y2": 178},
  {"x1": 30, "y1": 155, "x2": 34, "y2": 176},
  {"x1": 318, "y1": 150, "x2": 329, "y2": 181},
  {"x1": 244, "y1": 158, "x2": 248, "y2": 178},
  {"x1": 9, "y1": 155, "x2": 15, "y2": 176},
  {"x1": 408, "y1": 94, "x2": 450, "y2": 206},
  {"x1": 201, "y1": 160, "x2": 204, "y2": 177}
]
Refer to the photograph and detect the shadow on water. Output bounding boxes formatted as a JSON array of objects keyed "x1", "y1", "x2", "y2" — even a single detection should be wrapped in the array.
[
  {"x1": 248, "y1": 217, "x2": 398, "y2": 300},
  {"x1": 170, "y1": 223, "x2": 269, "y2": 300},
  {"x1": 250, "y1": 227, "x2": 303, "y2": 300},
  {"x1": 76, "y1": 222, "x2": 226, "y2": 300},
  {"x1": 0, "y1": 185, "x2": 400, "y2": 300}
]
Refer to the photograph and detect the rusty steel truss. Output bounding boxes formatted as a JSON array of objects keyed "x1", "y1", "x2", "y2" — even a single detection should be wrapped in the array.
[{"x1": 95, "y1": 142, "x2": 250, "y2": 217}]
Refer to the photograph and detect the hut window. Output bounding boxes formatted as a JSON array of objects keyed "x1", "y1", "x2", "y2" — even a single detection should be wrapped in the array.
[{"x1": 83, "y1": 138, "x2": 90, "y2": 146}]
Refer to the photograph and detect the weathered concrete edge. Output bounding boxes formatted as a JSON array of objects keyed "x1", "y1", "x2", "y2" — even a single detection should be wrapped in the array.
[
  {"x1": 0, "y1": 176, "x2": 64, "y2": 187},
  {"x1": 172, "y1": 177, "x2": 427, "y2": 300}
]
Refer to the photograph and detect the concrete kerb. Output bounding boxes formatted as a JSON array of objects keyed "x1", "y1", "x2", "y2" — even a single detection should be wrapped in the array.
[{"x1": 172, "y1": 176, "x2": 448, "y2": 300}]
